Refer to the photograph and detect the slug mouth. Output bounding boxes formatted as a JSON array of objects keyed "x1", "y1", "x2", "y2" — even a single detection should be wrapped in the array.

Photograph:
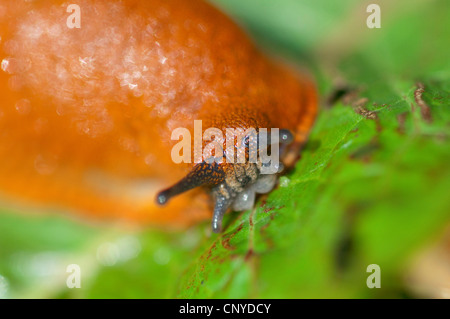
[{"x1": 155, "y1": 129, "x2": 293, "y2": 233}]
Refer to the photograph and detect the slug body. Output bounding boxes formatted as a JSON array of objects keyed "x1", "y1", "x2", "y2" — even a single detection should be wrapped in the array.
[{"x1": 0, "y1": 0, "x2": 317, "y2": 231}]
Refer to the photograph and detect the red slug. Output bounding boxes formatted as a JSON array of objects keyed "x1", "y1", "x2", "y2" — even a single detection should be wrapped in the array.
[{"x1": 0, "y1": 0, "x2": 317, "y2": 232}]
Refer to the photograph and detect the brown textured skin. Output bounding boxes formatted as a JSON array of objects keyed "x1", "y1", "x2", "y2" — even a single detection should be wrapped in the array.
[{"x1": 0, "y1": 0, "x2": 317, "y2": 227}]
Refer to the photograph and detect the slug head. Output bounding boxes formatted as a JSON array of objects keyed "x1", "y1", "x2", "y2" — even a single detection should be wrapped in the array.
[{"x1": 156, "y1": 129, "x2": 293, "y2": 233}]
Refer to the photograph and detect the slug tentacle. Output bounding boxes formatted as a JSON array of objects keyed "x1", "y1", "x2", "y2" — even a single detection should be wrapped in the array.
[
  {"x1": 261, "y1": 129, "x2": 294, "y2": 146},
  {"x1": 211, "y1": 185, "x2": 234, "y2": 233},
  {"x1": 156, "y1": 162, "x2": 225, "y2": 206}
]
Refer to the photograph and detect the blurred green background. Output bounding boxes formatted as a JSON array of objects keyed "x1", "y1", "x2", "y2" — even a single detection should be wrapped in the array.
[{"x1": 0, "y1": 0, "x2": 449, "y2": 298}]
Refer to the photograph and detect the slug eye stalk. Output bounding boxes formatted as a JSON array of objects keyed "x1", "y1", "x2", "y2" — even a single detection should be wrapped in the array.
[{"x1": 156, "y1": 162, "x2": 225, "y2": 206}]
